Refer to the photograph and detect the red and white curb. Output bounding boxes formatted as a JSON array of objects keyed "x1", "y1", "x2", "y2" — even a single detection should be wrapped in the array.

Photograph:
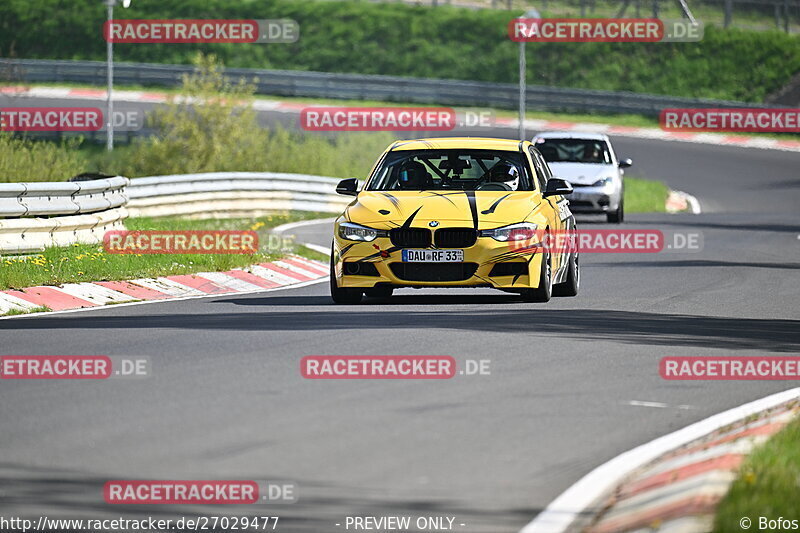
[
  {"x1": 4, "y1": 85, "x2": 799, "y2": 153},
  {"x1": 0, "y1": 254, "x2": 328, "y2": 318},
  {"x1": 666, "y1": 190, "x2": 702, "y2": 214},
  {"x1": 585, "y1": 402, "x2": 799, "y2": 533},
  {"x1": 520, "y1": 388, "x2": 800, "y2": 533}
]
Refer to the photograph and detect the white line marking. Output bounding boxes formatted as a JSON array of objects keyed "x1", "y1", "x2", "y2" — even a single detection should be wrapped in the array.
[
  {"x1": 271, "y1": 218, "x2": 335, "y2": 256},
  {"x1": 520, "y1": 387, "x2": 800, "y2": 533},
  {"x1": 271, "y1": 217, "x2": 337, "y2": 235},
  {"x1": 302, "y1": 243, "x2": 332, "y2": 256},
  {"x1": 627, "y1": 400, "x2": 693, "y2": 410}
]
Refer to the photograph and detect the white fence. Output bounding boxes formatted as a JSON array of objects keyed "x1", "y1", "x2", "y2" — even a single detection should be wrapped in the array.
[{"x1": 0, "y1": 172, "x2": 350, "y2": 253}]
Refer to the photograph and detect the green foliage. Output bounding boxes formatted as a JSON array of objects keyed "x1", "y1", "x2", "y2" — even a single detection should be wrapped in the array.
[
  {"x1": 0, "y1": 135, "x2": 87, "y2": 182},
  {"x1": 713, "y1": 413, "x2": 800, "y2": 531},
  {"x1": 2, "y1": 0, "x2": 799, "y2": 101},
  {"x1": 83, "y1": 53, "x2": 395, "y2": 178},
  {"x1": 624, "y1": 176, "x2": 669, "y2": 213}
]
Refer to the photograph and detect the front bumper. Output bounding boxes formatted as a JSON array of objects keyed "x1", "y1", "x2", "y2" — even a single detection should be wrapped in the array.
[
  {"x1": 332, "y1": 235, "x2": 545, "y2": 290},
  {"x1": 567, "y1": 185, "x2": 621, "y2": 213}
]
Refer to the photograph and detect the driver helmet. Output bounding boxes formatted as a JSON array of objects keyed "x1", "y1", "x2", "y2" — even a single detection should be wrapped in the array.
[
  {"x1": 584, "y1": 145, "x2": 602, "y2": 162},
  {"x1": 398, "y1": 160, "x2": 430, "y2": 190},
  {"x1": 488, "y1": 163, "x2": 520, "y2": 190}
]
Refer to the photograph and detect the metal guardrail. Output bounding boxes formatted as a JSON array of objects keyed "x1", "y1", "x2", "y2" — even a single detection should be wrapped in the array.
[
  {"x1": 126, "y1": 172, "x2": 351, "y2": 218},
  {"x1": 0, "y1": 58, "x2": 776, "y2": 118},
  {"x1": 0, "y1": 172, "x2": 349, "y2": 253},
  {"x1": 0, "y1": 177, "x2": 129, "y2": 218}
]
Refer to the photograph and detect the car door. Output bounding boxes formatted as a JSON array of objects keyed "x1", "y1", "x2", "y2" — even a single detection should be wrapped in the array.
[{"x1": 528, "y1": 146, "x2": 570, "y2": 272}]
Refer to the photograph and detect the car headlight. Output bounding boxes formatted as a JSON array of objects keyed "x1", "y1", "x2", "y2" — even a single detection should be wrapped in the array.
[
  {"x1": 592, "y1": 177, "x2": 614, "y2": 187},
  {"x1": 338, "y1": 222, "x2": 384, "y2": 242},
  {"x1": 479, "y1": 222, "x2": 538, "y2": 242}
]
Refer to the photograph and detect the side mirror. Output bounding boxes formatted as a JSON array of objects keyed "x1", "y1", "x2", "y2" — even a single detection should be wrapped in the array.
[
  {"x1": 618, "y1": 158, "x2": 633, "y2": 169},
  {"x1": 543, "y1": 178, "x2": 573, "y2": 197},
  {"x1": 336, "y1": 178, "x2": 359, "y2": 196}
]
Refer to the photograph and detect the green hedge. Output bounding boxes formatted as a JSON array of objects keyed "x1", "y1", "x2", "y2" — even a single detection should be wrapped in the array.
[{"x1": 2, "y1": 0, "x2": 799, "y2": 102}]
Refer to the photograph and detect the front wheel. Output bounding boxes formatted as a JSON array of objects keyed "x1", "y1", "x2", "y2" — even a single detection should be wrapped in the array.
[
  {"x1": 330, "y1": 251, "x2": 363, "y2": 304},
  {"x1": 521, "y1": 249, "x2": 552, "y2": 303},
  {"x1": 607, "y1": 195, "x2": 624, "y2": 223},
  {"x1": 553, "y1": 250, "x2": 579, "y2": 297}
]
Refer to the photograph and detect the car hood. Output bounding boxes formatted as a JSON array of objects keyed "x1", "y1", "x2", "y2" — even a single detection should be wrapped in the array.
[
  {"x1": 547, "y1": 163, "x2": 617, "y2": 185},
  {"x1": 345, "y1": 191, "x2": 539, "y2": 226}
]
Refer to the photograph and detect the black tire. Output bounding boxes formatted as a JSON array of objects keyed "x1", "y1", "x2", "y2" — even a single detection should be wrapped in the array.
[
  {"x1": 364, "y1": 286, "x2": 394, "y2": 299},
  {"x1": 330, "y1": 251, "x2": 362, "y2": 304},
  {"x1": 607, "y1": 195, "x2": 624, "y2": 223},
  {"x1": 553, "y1": 250, "x2": 579, "y2": 297},
  {"x1": 521, "y1": 249, "x2": 552, "y2": 303}
]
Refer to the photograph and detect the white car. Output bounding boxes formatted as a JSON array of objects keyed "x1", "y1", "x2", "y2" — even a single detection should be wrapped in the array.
[{"x1": 532, "y1": 132, "x2": 632, "y2": 223}]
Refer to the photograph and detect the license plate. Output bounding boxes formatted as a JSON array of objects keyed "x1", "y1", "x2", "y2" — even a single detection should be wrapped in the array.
[{"x1": 402, "y1": 249, "x2": 464, "y2": 262}]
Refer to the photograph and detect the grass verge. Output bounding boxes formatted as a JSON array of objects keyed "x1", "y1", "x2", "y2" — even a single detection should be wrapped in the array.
[
  {"x1": 0, "y1": 211, "x2": 328, "y2": 291},
  {"x1": 712, "y1": 413, "x2": 800, "y2": 532},
  {"x1": 624, "y1": 177, "x2": 669, "y2": 213},
  {"x1": 1, "y1": 306, "x2": 50, "y2": 317}
]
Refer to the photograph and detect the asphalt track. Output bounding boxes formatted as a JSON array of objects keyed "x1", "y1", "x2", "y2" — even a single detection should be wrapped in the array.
[{"x1": 1, "y1": 95, "x2": 799, "y2": 532}]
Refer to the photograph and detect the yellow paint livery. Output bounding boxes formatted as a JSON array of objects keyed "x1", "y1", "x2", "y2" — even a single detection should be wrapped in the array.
[{"x1": 329, "y1": 138, "x2": 580, "y2": 303}]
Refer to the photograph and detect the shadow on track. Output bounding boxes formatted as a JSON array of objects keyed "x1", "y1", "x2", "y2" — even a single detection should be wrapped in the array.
[
  {"x1": 0, "y1": 463, "x2": 539, "y2": 533},
  {"x1": 4, "y1": 302, "x2": 799, "y2": 352},
  {"x1": 589, "y1": 259, "x2": 800, "y2": 270}
]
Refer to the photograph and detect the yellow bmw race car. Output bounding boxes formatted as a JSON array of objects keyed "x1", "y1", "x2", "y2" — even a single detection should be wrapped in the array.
[{"x1": 330, "y1": 137, "x2": 579, "y2": 304}]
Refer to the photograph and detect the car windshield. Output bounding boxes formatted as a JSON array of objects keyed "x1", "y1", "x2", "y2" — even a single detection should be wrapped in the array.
[
  {"x1": 366, "y1": 149, "x2": 533, "y2": 191},
  {"x1": 535, "y1": 138, "x2": 612, "y2": 164}
]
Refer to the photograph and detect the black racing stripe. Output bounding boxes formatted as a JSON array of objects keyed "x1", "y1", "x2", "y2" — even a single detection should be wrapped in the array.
[
  {"x1": 357, "y1": 245, "x2": 402, "y2": 262},
  {"x1": 464, "y1": 191, "x2": 479, "y2": 230},
  {"x1": 339, "y1": 243, "x2": 357, "y2": 256},
  {"x1": 424, "y1": 191, "x2": 458, "y2": 206},
  {"x1": 485, "y1": 250, "x2": 530, "y2": 264},
  {"x1": 401, "y1": 206, "x2": 423, "y2": 229},
  {"x1": 481, "y1": 193, "x2": 512, "y2": 215},
  {"x1": 380, "y1": 193, "x2": 401, "y2": 209},
  {"x1": 512, "y1": 253, "x2": 539, "y2": 285}
]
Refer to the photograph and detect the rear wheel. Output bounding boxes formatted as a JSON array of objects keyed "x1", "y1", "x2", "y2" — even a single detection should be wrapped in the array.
[
  {"x1": 330, "y1": 250, "x2": 363, "y2": 304},
  {"x1": 521, "y1": 249, "x2": 552, "y2": 303},
  {"x1": 553, "y1": 251, "x2": 579, "y2": 297}
]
